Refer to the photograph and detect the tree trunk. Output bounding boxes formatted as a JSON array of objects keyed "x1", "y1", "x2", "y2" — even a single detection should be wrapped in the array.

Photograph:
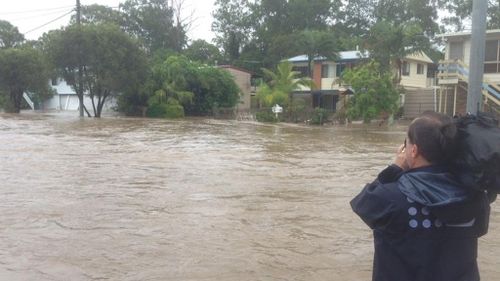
[{"x1": 9, "y1": 88, "x2": 23, "y2": 113}]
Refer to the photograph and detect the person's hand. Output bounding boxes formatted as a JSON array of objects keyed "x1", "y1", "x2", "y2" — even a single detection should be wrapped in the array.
[{"x1": 394, "y1": 144, "x2": 409, "y2": 170}]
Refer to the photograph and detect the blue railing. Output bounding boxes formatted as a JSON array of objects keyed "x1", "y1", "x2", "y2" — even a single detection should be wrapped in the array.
[{"x1": 439, "y1": 61, "x2": 500, "y2": 102}]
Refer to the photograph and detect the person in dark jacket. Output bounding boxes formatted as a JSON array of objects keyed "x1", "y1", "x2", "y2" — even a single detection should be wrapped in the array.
[{"x1": 351, "y1": 111, "x2": 490, "y2": 281}]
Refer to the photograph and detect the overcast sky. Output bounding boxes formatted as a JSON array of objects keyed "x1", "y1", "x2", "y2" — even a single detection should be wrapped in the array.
[{"x1": 0, "y1": 0, "x2": 216, "y2": 43}]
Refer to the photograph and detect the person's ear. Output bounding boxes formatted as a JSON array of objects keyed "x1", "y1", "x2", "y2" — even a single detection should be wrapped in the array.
[{"x1": 411, "y1": 144, "x2": 419, "y2": 158}]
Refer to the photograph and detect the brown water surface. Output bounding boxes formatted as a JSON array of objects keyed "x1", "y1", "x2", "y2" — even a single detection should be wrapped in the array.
[{"x1": 0, "y1": 113, "x2": 498, "y2": 280}]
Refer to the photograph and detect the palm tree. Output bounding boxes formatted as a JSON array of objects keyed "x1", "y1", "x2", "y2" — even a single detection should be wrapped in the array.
[{"x1": 257, "y1": 61, "x2": 314, "y2": 107}]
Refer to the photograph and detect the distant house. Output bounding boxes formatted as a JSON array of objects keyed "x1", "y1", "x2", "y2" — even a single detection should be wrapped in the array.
[
  {"x1": 437, "y1": 29, "x2": 500, "y2": 116},
  {"x1": 217, "y1": 65, "x2": 256, "y2": 112},
  {"x1": 41, "y1": 78, "x2": 116, "y2": 112},
  {"x1": 287, "y1": 51, "x2": 368, "y2": 112},
  {"x1": 286, "y1": 50, "x2": 436, "y2": 117}
]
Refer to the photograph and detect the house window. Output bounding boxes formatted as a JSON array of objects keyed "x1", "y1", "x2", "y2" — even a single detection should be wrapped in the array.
[
  {"x1": 336, "y1": 63, "x2": 346, "y2": 77},
  {"x1": 402, "y1": 61, "x2": 410, "y2": 76},
  {"x1": 417, "y1": 63, "x2": 424, "y2": 75},
  {"x1": 449, "y1": 41, "x2": 464, "y2": 61},
  {"x1": 51, "y1": 77, "x2": 58, "y2": 86},
  {"x1": 293, "y1": 66, "x2": 309, "y2": 77},
  {"x1": 321, "y1": 64, "x2": 329, "y2": 78},
  {"x1": 484, "y1": 40, "x2": 500, "y2": 73}
]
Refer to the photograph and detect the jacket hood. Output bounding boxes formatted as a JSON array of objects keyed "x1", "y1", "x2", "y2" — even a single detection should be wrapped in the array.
[{"x1": 397, "y1": 166, "x2": 469, "y2": 207}]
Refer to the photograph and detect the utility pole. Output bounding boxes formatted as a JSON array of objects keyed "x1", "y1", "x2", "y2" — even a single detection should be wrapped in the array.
[
  {"x1": 76, "y1": 0, "x2": 84, "y2": 117},
  {"x1": 467, "y1": 0, "x2": 488, "y2": 114}
]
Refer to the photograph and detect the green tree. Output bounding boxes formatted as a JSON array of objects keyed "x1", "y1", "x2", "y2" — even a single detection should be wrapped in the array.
[
  {"x1": 257, "y1": 61, "x2": 313, "y2": 107},
  {"x1": 45, "y1": 24, "x2": 148, "y2": 117},
  {"x1": 120, "y1": 0, "x2": 186, "y2": 53},
  {"x1": 188, "y1": 66, "x2": 241, "y2": 115},
  {"x1": 296, "y1": 30, "x2": 339, "y2": 78},
  {"x1": 144, "y1": 55, "x2": 240, "y2": 117},
  {"x1": 184, "y1": 40, "x2": 222, "y2": 65},
  {"x1": 212, "y1": 0, "x2": 254, "y2": 62},
  {"x1": 0, "y1": 20, "x2": 24, "y2": 49},
  {"x1": 342, "y1": 60, "x2": 400, "y2": 123},
  {"x1": 441, "y1": 0, "x2": 500, "y2": 30},
  {"x1": 366, "y1": 20, "x2": 430, "y2": 82},
  {"x1": 70, "y1": 4, "x2": 123, "y2": 25},
  {"x1": 0, "y1": 48, "x2": 52, "y2": 113}
]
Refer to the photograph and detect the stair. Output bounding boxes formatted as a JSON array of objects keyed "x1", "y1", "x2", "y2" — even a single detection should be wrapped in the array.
[
  {"x1": 438, "y1": 60, "x2": 500, "y2": 114},
  {"x1": 22, "y1": 92, "x2": 35, "y2": 110}
]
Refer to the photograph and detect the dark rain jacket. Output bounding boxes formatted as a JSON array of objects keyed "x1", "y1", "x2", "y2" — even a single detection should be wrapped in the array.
[{"x1": 351, "y1": 164, "x2": 490, "y2": 281}]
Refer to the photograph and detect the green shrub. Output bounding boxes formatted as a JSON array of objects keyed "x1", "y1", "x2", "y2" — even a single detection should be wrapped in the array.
[
  {"x1": 146, "y1": 103, "x2": 169, "y2": 118},
  {"x1": 165, "y1": 103, "x2": 184, "y2": 118},
  {"x1": 310, "y1": 107, "x2": 329, "y2": 125},
  {"x1": 146, "y1": 96, "x2": 185, "y2": 119},
  {"x1": 256, "y1": 110, "x2": 279, "y2": 123}
]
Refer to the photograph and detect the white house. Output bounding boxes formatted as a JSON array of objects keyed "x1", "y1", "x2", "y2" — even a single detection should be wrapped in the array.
[
  {"x1": 41, "y1": 78, "x2": 117, "y2": 112},
  {"x1": 437, "y1": 29, "x2": 500, "y2": 116}
]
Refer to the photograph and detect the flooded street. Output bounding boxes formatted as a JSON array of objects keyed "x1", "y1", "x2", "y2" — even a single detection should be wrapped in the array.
[{"x1": 0, "y1": 113, "x2": 499, "y2": 281}]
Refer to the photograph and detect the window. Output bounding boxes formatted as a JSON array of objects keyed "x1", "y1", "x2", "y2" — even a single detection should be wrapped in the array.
[
  {"x1": 417, "y1": 64, "x2": 424, "y2": 75},
  {"x1": 51, "y1": 77, "x2": 58, "y2": 86},
  {"x1": 293, "y1": 66, "x2": 309, "y2": 77},
  {"x1": 449, "y1": 41, "x2": 464, "y2": 61},
  {"x1": 336, "y1": 63, "x2": 346, "y2": 77},
  {"x1": 321, "y1": 64, "x2": 329, "y2": 78},
  {"x1": 484, "y1": 40, "x2": 500, "y2": 73},
  {"x1": 402, "y1": 61, "x2": 410, "y2": 76}
]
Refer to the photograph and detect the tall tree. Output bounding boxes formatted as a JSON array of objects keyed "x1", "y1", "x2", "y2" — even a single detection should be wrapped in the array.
[
  {"x1": 45, "y1": 24, "x2": 148, "y2": 117},
  {"x1": 366, "y1": 20, "x2": 430, "y2": 82},
  {"x1": 442, "y1": 0, "x2": 500, "y2": 30},
  {"x1": 0, "y1": 48, "x2": 52, "y2": 113},
  {"x1": 342, "y1": 60, "x2": 400, "y2": 123},
  {"x1": 212, "y1": 0, "x2": 254, "y2": 62},
  {"x1": 184, "y1": 39, "x2": 222, "y2": 65},
  {"x1": 120, "y1": 0, "x2": 186, "y2": 53},
  {"x1": 0, "y1": 20, "x2": 24, "y2": 49},
  {"x1": 70, "y1": 4, "x2": 123, "y2": 25}
]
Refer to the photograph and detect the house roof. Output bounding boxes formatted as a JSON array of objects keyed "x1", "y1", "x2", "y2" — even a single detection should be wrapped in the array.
[
  {"x1": 217, "y1": 65, "x2": 253, "y2": 75},
  {"x1": 287, "y1": 50, "x2": 432, "y2": 63},
  {"x1": 405, "y1": 52, "x2": 434, "y2": 64},
  {"x1": 287, "y1": 50, "x2": 369, "y2": 63},
  {"x1": 437, "y1": 29, "x2": 500, "y2": 39}
]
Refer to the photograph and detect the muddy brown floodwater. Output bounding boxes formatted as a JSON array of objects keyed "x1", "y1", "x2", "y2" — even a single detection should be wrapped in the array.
[{"x1": 0, "y1": 112, "x2": 498, "y2": 281}]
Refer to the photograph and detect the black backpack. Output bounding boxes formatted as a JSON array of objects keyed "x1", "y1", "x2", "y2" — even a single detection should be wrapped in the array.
[{"x1": 452, "y1": 112, "x2": 500, "y2": 201}]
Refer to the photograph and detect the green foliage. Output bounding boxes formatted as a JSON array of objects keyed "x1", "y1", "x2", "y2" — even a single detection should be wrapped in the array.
[
  {"x1": 367, "y1": 21, "x2": 430, "y2": 74},
  {"x1": 342, "y1": 60, "x2": 400, "y2": 123},
  {"x1": 70, "y1": 4, "x2": 122, "y2": 25},
  {"x1": 129, "y1": 54, "x2": 240, "y2": 117},
  {"x1": 0, "y1": 47, "x2": 52, "y2": 113},
  {"x1": 146, "y1": 98, "x2": 184, "y2": 118},
  {"x1": 44, "y1": 23, "x2": 148, "y2": 117},
  {"x1": 296, "y1": 30, "x2": 339, "y2": 77},
  {"x1": 212, "y1": 0, "x2": 341, "y2": 67},
  {"x1": 441, "y1": 0, "x2": 500, "y2": 30},
  {"x1": 164, "y1": 99, "x2": 185, "y2": 118},
  {"x1": 184, "y1": 39, "x2": 222, "y2": 65},
  {"x1": 256, "y1": 110, "x2": 279, "y2": 123},
  {"x1": 0, "y1": 20, "x2": 24, "y2": 49},
  {"x1": 287, "y1": 98, "x2": 307, "y2": 122},
  {"x1": 310, "y1": 107, "x2": 329, "y2": 125},
  {"x1": 120, "y1": 0, "x2": 186, "y2": 53},
  {"x1": 189, "y1": 66, "x2": 240, "y2": 115},
  {"x1": 257, "y1": 61, "x2": 313, "y2": 107}
]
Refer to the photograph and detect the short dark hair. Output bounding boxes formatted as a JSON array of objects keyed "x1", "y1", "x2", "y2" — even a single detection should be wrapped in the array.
[{"x1": 407, "y1": 111, "x2": 457, "y2": 164}]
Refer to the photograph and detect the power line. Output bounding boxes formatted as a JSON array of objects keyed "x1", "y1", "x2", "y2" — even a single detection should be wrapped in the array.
[
  {"x1": 23, "y1": 9, "x2": 75, "y2": 35},
  {"x1": 5, "y1": 8, "x2": 75, "y2": 22},
  {"x1": 0, "y1": 5, "x2": 74, "y2": 16}
]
